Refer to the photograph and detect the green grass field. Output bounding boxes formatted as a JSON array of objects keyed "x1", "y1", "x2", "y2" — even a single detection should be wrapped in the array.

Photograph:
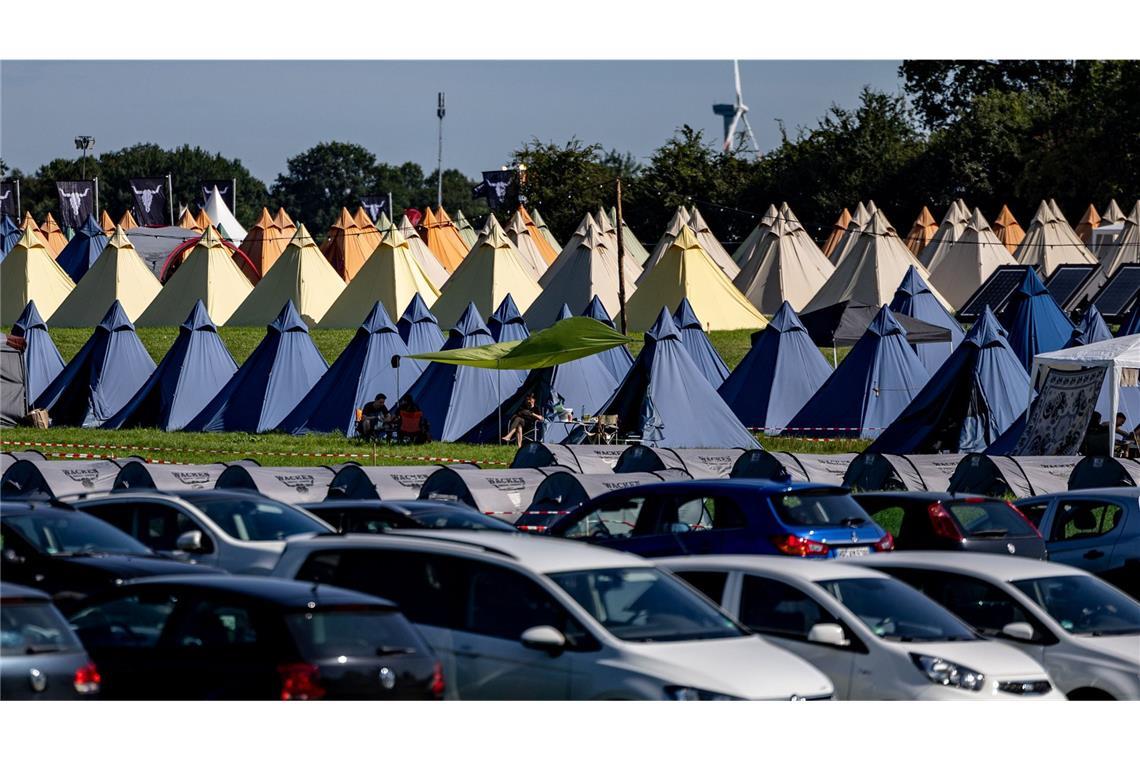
[{"x1": 2, "y1": 326, "x2": 862, "y2": 467}]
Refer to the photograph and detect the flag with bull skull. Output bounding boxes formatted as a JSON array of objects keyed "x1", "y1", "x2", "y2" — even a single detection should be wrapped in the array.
[
  {"x1": 471, "y1": 170, "x2": 517, "y2": 210},
  {"x1": 55, "y1": 180, "x2": 96, "y2": 230},
  {"x1": 0, "y1": 180, "x2": 17, "y2": 218},
  {"x1": 358, "y1": 195, "x2": 389, "y2": 223},
  {"x1": 129, "y1": 177, "x2": 169, "y2": 226}
]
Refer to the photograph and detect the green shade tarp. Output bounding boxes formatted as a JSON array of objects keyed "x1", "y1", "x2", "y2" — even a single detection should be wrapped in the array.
[{"x1": 409, "y1": 317, "x2": 632, "y2": 370}]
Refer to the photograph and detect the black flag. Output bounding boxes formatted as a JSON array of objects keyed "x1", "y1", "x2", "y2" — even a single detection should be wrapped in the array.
[
  {"x1": 200, "y1": 179, "x2": 236, "y2": 211},
  {"x1": 55, "y1": 180, "x2": 96, "y2": 229},
  {"x1": 129, "y1": 177, "x2": 168, "y2": 226},
  {"x1": 0, "y1": 180, "x2": 16, "y2": 218},
  {"x1": 472, "y1": 170, "x2": 515, "y2": 210},
  {"x1": 358, "y1": 195, "x2": 389, "y2": 223}
]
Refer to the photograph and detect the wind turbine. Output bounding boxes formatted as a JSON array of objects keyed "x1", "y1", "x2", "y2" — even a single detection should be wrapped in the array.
[{"x1": 712, "y1": 60, "x2": 761, "y2": 158}]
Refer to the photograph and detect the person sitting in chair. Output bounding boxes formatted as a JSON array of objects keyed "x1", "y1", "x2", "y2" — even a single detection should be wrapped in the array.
[
  {"x1": 502, "y1": 393, "x2": 543, "y2": 448},
  {"x1": 357, "y1": 394, "x2": 390, "y2": 440},
  {"x1": 397, "y1": 395, "x2": 430, "y2": 444}
]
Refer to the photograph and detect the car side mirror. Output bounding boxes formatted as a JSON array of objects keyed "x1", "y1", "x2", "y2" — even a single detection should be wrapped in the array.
[
  {"x1": 1001, "y1": 622, "x2": 1036, "y2": 642},
  {"x1": 175, "y1": 530, "x2": 205, "y2": 553},
  {"x1": 520, "y1": 625, "x2": 566, "y2": 656},
  {"x1": 807, "y1": 622, "x2": 849, "y2": 647}
]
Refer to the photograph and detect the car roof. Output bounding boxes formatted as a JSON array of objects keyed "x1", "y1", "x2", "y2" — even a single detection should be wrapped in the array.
[
  {"x1": 657, "y1": 555, "x2": 890, "y2": 582},
  {"x1": 853, "y1": 491, "x2": 954, "y2": 501},
  {"x1": 0, "y1": 581, "x2": 52, "y2": 601},
  {"x1": 597, "y1": 479, "x2": 847, "y2": 497},
  {"x1": 121, "y1": 574, "x2": 398, "y2": 609},
  {"x1": 0, "y1": 500, "x2": 75, "y2": 514},
  {"x1": 288, "y1": 530, "x2": 651, "y2": 574},
  {"x1": 302, "y1": 499, "x2": 469, "y2": 512},
  {"x1": 1015, "y1": 488, "x2": 1140, "y2": 501},
  {"x1": 845, "y1": 551, "x2": 1087, "y2": 581}
]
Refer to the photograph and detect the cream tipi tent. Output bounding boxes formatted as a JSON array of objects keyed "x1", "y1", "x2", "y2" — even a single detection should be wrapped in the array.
[
  {"x1": 454, "y1": 209, "x2": 479, "y2": 248},
  {"x1": 686, "y1": 206, "x2": 740, "y2": 279},
  {"x1": 733, "y1": 216, "x2": 834, "y2": 313},
  {"x1": 0, "y1": 228, "x2": 75, "y2": 324},
  {"x1": 918, "y1": 200, "x2": 969, "y2": 268},
  {"x1": 136, "y1": 226, "x2": 253, "y2": 326},
  {"x1": 828, "y1": 201, "x2": 871, "y2": 265},
  {"x1": 927, "y1": 209, "x2": 1017, "y2": 310},
  {"x1": 625, "y1": 226, "x2": 766, "y2": 332},
  {"x1": 1069, "y1": 201, "x2": 1140, "y2": 308},
  {"x1": 519, "y1": 206, "x2": 559, "y2": 265},
  {"x1": 1014, "y1": 200, "x2": 1096, "y2": 274},
  {"x1": 50, "y1": 227, "x2": 162, "y2": 326},
  {"x1": 525, "y1": 224, "x2": 639, "y2": 328},
  {"x1": 229, "y1": 224, "x2": 346, "y2": 328},
  {"x1": 530, "y1": 208, "x2": 561, "y2": 254},
  {"x1": 504, "y1": 209, "x2": 550, "y2": 280},
  {"x1": 320, "y1": 225, "x2": 442, "y2": 328},
  {"x1": 397, "y1": 214, "x2": 450, "y2": 288}
]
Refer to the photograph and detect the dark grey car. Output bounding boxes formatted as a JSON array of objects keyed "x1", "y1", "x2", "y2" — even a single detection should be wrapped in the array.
[{"x1": 1, "y1": 582, "x2": 100, "y2": 700}]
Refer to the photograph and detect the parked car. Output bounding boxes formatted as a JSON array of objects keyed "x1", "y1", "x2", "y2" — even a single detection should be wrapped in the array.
[
  {"x1": 1013, "y1": 488, "x2": 1139, "y2": 597},
  {"x1": 1, "y1": 582, "x2": 101, "y2": 700},
  {"x1": 272, "y1": 531, "x2": 835, "y2": 700},
  {"x1": 659, "y1": 556, "x2": 1059, "y2": 700},
  {"x1": 0, "y1": 501, "x2": 221, "y2": 612},
  {"x1": 71, "y1": 490, "x2": 332, "y2": 574},
  {"x1": 67, "y1": 575, "x2": 443, "y2": 700},
  {"x1": 853, "y1": 492, "x2": 1046, "y2": 558},
  {"x1": 298, "y1": 499, "x2": 516, "y2": 533},
  {"x1": 851, "y1": 552, "x2": 1140, "y2": 700},
  {"x1": 547, "y1": 480, "x2": 893, "y2": 559}
]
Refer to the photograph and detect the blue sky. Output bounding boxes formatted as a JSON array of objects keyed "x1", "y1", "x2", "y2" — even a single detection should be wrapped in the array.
[{"x1": 1, "y1": 60, "x2": 902, "y2": 183}]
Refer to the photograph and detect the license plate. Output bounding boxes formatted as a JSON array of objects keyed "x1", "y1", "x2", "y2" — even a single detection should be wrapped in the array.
[{"x1": 835, "y1": 546, "x2": 870, "y2": 557}]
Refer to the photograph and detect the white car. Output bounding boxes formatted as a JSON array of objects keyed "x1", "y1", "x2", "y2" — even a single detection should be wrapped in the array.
[
  {"x1": 659, "y1": 556, "x2": 1062, "y2": 700},
  {"x1": 272, "y1": 531, "x2": 835, "y2": 700},
  {"x1": 851, "y1": 552, "x2": 1140, "y2": 700}
]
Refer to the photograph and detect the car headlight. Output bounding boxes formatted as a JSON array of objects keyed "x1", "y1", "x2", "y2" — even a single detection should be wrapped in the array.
[
  {"x1": 909, "y1": 654, "x2": 985, "y2": 692},
  {"x1": 664, "y1": 685, "x2": 740, "y2": 701}
]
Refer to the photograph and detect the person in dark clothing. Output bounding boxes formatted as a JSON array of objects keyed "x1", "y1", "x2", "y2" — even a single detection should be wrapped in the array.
[
  {"x1": 502, "y1": 393, "x2": 543, "y2": 448},
  {"x1": 358, "y1": 394, "x2": 390, "y2": 440}
]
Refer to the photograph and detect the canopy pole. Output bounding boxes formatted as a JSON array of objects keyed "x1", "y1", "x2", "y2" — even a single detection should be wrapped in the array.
[
  {"x1": 615, "y1": 177, "x2": 628, "y2": 335},
  {"x1": 832, "y1": 342, "x2": 837, "y2": 367}
]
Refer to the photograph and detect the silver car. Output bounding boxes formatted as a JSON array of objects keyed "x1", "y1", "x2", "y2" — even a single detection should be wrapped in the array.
[
  {"x1": 1, "y1": 582, "x2": 100, "y2": 700},
  {"x1": 71, "y1": 490, "x2": 332, "y2": 574}
]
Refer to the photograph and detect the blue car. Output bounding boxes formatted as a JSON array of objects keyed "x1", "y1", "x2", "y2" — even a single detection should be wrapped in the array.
[
  {"x1": 1014, "y1": 488, "x2": 1140, "y2": 599},
  {"x1": 547, "y1": 479, "x2": 893, "y2": 558}
]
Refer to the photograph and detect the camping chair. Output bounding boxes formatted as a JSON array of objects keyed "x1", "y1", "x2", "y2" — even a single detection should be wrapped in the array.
[{"x1": 397, "y1": 410, "x2": 430, "y2": 444}]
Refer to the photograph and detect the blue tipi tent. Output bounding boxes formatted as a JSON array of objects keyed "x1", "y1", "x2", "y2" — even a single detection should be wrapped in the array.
[
  {"x1": 279, "y1": 302, "x2": 425, "y2": 437},
  {"x1": 869, "y1": 307, "x2": 1030, "y2": 454},
  {"x1": 397, "y1": 293, "x2": 443, "y2": 355},
  {"x1": 719, "y1": 301, "x2": 832, "y2": 434},
  {"x1": 581, "y1": 295, "x2": 634, "y2": 382},
  {"x1": 999, "y1": 268, "x2": 1073, "y2": 370},
  {"x1": 488, "y1": 294, "x2": 530, "y2": 342},
  {"x1": 184, "y1": 301, "x2": 328, "y2": 433},
  {"x1": 102, "y1": 300, "x2": 238, "y2": 431},
  {"x1": 0, "y1": 215, "x2": 20, "y2": 260},
  {"x1": 598, "y1": 307, "x2": 759, "y2": 449},
  {"x1": 1065, "y1": 305, "x2": 1113, "y2": 348},
  {"x1": 461, "y1": 304, "x2": 620, "y2": 444},
  {"x1": 33, "y1": 301, "x2": 156, "y2": 427},
  {"x1": 888, "y1": 265, "x2": 964, "y2": 374},
  {"x1": 407, "y1": 302, "x2": 525, "y2": 441},
  {"x1": 1119, "y1": 300, "x2": 1140, "y2": 336},
  {"x1": 55, "y1": 216, "x2": 108, "y2": 282},
  {"x1": 11, "y1": 300, "x2": 64, "y2": 402},
  {"x1": 673, "y1": 298, "x2": 730, "y2": 388},
  {"x1": 786, "y1": 306, "x2": 930, "y2": 439}
]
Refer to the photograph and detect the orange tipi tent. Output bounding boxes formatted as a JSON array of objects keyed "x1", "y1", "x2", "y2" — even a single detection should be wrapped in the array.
[
  {"x1": 321, "y1": 208, "x2": 373, "y2": 282},
  {"x1": 99, "y1": 210, "x2": 116, "y2": 235},
  {"x1": 240, "y1": 208, "x2": 290, "y2": 275},
  {"x1": 194, "y1": 208, "x2": 212, "y2": 230},
  {"x1": 517, "y1": 205, "x2": 558, "y2": 265},
  {"x1": 37, "y1": 213, "x2": 68, "y2": 256},
  {"x1": 273, "y1": 207, "x2": 296, "y2": 235},
  {"x1": 903, "y1": 206, "x2": 938, "y2": 256},
  {"x1": 353, "y1": 207, "x2": 383, "y2": 253},
  {"x1": 992, "y1": 205, "x2": 1026, "y2": 253},
  {"x1": 1074, "y1": 204, "x2": 1101, "y2": 244},
  {"x1": 177, "y1": 208, "x2": 202, "y2": 231},
  {"x1": 420, "y1": 207, "x2": 468, "y2": 272},
  {"x1": 820, "y1": 208, "x2": 852, "y2": 259},
  {"x1": 118, "y1": 209, "x2": 139, "y2": 231}
]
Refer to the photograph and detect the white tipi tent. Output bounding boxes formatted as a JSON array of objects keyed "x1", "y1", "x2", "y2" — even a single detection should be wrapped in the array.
[
  {"x1": 927, "y1": 209, "x2": 1017, "y2": 309},
  {"x1": 203, "y1": 186, "x2": 247, "y2": 246}
]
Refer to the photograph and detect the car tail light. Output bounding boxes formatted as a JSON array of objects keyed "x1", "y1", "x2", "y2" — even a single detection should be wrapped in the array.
[
  {"x1": 430, "y1": 662, "x2": 445, "y2": 699},
  {"x1": 874, "y1": 532, "x2": 894, "y2": 552},
  {"x1": 770, "y1": 534, "x2": 830, "y2": 557},
  {"x1": 73, "y1": 662, "x2": 101, "y2": 694},
  {"x1": 1007, "y1": 501, "x2": 1044, "y2": 538},
  {"x1": 278, "y1": 663, "x2": 326, "y2": 701},
  {"x1": 927, "y1": 502, "x2": 964, "y2": 542}
]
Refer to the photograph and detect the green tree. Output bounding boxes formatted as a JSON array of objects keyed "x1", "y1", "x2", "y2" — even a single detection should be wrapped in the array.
[
  {"x1": 270, "y1": 141, "x2": 387, "y2": 233},
  {"x1": 512, "y1": 138, "x2": 617, "y2": 242}
]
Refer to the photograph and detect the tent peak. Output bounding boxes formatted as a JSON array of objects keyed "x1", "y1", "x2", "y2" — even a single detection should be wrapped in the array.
[
  {"x1": 672, "y1": 298, "x2": 702, "y2": 330},
  {"x1": 96, "y1": 300, "x2": 136, "y2": 332},
  {"x1": 452, "y1": 302, "x2": 491, "y2": 338},
  {"x1": 767, "y1": 301, "x2": 809, "y2": 334},
  {"x1": 400, "y1": 292, "x2": 438, "y2": 326},
  {"x1": 180, "y1": 300, "x2": 218, "y2": 333},
  {"x1": 646, "y1": 307, "x2": 682, "y2": 342},
  {"x1": 359, "y1": 301, "x2": 398, "y2": 335},
  {"x1": 288, "y1": 223, "x2": 318, "y2": 249},
  {"x1": 869, "y1": 305, "x2": 906, "y2": 337},
  {"x1": 268, "y1": 300, "x2": 310, "y2": 334}
]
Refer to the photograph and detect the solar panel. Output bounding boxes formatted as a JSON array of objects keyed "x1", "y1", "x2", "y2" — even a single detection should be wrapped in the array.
[
  {"x1": 1046, "y1": 264, "x2": 1096, "y2": 311},
  {"x1": 1091, "y1": 264, "x2": 1140, "y2": 320},
  {"x1": 957, "y1": 265, "x2": 1031, "y2": 321}
]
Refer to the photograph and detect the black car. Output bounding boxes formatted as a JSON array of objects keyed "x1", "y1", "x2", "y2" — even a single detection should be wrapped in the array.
[
  {"x1": 1, "y1": 582, "x2": 101, "y2": 700},
  {"x1": 68, "y1": 575, "x2": 444, "y2": 700},
  {"x1": 299, "y1": 499, "x2": 516, "y2": 534},
  {"x1": 0, "y1": 501, "x2": 222, "y2": 612},
  {"x1": 852, "y1": 491, "x2": 1047, "y2": 558}
]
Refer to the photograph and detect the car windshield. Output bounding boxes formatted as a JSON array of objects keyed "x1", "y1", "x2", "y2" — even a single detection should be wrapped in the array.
[
  {"x1": 549, "y1": 567, "x2": 745, "y2": 643},
  {"x1": 286, "y1": 608, "x2": 424, "y2": 659},
  {"x1": 3, "y1": 511, "x2": 151, "y2": 556},
  {"x1": 1011, "y1": 576, "x2": 1140, "y2": 636},
  {"x1": 409, "y1": 509, "x2": 515, "y2": 532},
  {"x1": 1, "y1": 600, "x2": 84, "y2": 655},
  {"x1": 947, "y1": 500, "x2": 1038, "y2": 538},
  {"x1": 817, "y1": 577, "x2": 978, "y2": 642},
  {"x1": 771, "y1": 489, "x2": 871, "y2": 527},
  {"x1": 185, "y1": 495, "x2": 328, "y2": 541}
]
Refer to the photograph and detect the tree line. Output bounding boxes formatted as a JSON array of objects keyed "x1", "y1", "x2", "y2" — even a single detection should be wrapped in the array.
[{"x1": 5, "y1": 60, "x2": 1137, "y2": 247}]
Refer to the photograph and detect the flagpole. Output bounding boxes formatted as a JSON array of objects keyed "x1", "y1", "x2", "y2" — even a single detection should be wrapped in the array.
[
  {"x1": 166, "y1": 175, "x2": 174, "y2": 226},
  {"x1": 436, "y1": 92, "x2": 445, "y2": 210},
  {"x1": 232, "y1": 177, "x2": 237, "y2": 217},
  {"x1": 14, "y1": 179, "x2": 20, "y2": 216},
  {"x1": 388, "y1": 192, "x2": 394, "y2": 226},
  {"x1": 615, "y1": 177, "x2": 628, "y2": 335},
  {"x1": 94, "y1": 177, "x2": 100, "y2": 220}
]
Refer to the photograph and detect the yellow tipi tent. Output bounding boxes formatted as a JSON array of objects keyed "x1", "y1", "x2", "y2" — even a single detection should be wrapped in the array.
[
  {"x1": 625, "y1": 225, "x2": 767, "y2": 332},
  {"x1": 19, "y1": 212, "x2": 44, "y2": 246},
  {"x1": 429, "y1": 216, "x2": 542, "y2": 328},
  {"x1": 320, "y1": 225, "x2": 442, "y2": 328},
  {"x1": 0, "y1": 228, "x2": 75, "y2": 323},
  {"x1": 136, "y1": 226, "x2": 253, "y2": 326},
  {"x1": 229, "y1": 224, "x2": 346, "y2": 328},
  {"x1": 396, "y1": 214, "x2": 450, "y2": 289},
  {"x1": 321, "y1": 208, "x2": 373, "y2": 283},
  {"x1": 421, "y1": 207, "x2": 469, "y2": 273},
  {"x1": 50, "y1": 226, "x2": 162, "y2": 326},
  {"x1": 37, "y1": 213, "x2": 68, "y2": 256}
]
